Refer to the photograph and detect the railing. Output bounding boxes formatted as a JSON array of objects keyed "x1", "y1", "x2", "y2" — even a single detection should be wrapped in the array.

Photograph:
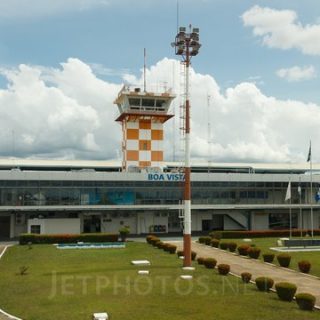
[{"x1": 117, "y1": 84, "x2": 174, "y2": 97}]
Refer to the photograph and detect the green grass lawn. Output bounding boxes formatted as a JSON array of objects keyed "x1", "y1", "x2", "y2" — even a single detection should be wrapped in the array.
[
  {"x1": 0, "y1": 242, "x2": 319, "y2": 320},
  {"x1": 224, "y1": 237, "x2": 320, "y2": 277}
]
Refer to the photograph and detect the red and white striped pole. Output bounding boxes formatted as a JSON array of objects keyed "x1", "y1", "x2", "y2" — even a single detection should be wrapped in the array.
[
  {"x1": 172, "y1": 26, "x2": 200, "y2": 267},
  {"x1": 183, "y1": 39, "x2": 192, "y2": 267}
]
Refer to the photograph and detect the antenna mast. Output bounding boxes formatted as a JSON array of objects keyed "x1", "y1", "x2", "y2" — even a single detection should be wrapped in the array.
[
  {"x1": 176, "y1": 1, "x2": 179, "y2": 33},
  {"x1": 172, "y1": 25, "x2": 201, "y2": 267},
  {"x1": 143, "y1": 48, "x2": 147, "y2": 92},
  {"x1": 207, "y1": 94, "x2": 212, "y2": 171}
]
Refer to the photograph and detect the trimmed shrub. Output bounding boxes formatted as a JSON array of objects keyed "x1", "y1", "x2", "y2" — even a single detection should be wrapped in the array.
[
  {"x1": 153, "y1": 240, "x2": 161, "y2": 247},
  {"x1": 241, "y1": 272, "x2": 252, "y2": 283},
  {"x1": 177, "y1": 250, "x2": 197, "y2": 260},
  {"x1": 228, "y1": 242, "x2": 237, "y2": 252},
  {"x1": 146, "y1": 235, "x2": 156, "y2": 244},
  {"x1": 199, "y1": 236, "x2": 211, "y2": 245},
  {"x1": 197, "y1": 257, "x2": 205, "y2": 265},
  {"x1": 203, "y1": 258, "x2": 217, "y2": 269},
  {"x1": 295, "y1": 293, "x2": 316, "y2": 311},
  {"x1": 156, "y1": 241, "x2": 164, "y2": 249},
  {"x1": 219, "y1": 242, "x2": 229, "y2": 250},
  {"x1": 237, "y1": 244, "x2": 250, "y2": 256},
  {"x1": 204, "y1": 236, "x2": 212, "y2": 245},
  {"x1": 217, "y1": 264, "x2": 230, "y2": 275},
  {"x1": 248, "y1": 247, "x2": 261, "y2": 259},
  {"x1": 19, "y1": 233, "x2": 119, "y2": 245},
  {"x1": 164, "y1": 244, "x2": 177, "y2": 254},
  {"x1": 177, "y1": 250, "x2": 184, "y2": 257},
  {"x1": 210, "y1": 239, "x2": 220, "y2": 248},
  {"x1": 263, "y1": 253, "x2": 275, "y2": 263},
  {"x1": 255, "y1": 277, "x2": 274, "y2": 292},
  {"x1": 191, "y1": 251, "x2": 197, "y2": 261},
  {"x1": 298, "y1": 260, "x2": 311, "y2": 274},
  {"x1": 150, "y1": 237, "x2": 160, "y2": 246},
  {"x1": 198, "y1": 236, "x2": 206, "y2": 244},
  {"x1": 275, "y1": 282, "x2": 297, "y2": 302},
  {"x1": 277, "y1": 253, "x2": 291, "y2": 268},
  {"x1": 209, "y1": 231, "x2": 222, "y2": 240}
]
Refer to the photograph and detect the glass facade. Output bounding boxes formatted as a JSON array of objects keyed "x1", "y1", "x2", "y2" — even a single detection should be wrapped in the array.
[{"x1": 0, "y1": 179, "x2": 310, "y2": 207}]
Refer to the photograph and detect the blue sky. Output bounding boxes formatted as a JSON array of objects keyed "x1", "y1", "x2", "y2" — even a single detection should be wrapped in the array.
[
  {"x1": 0, "y1": 0, "x2": 319, "y2": 101},
  {"x1": 1, "y1": 0, "x2": 320, "y2": 162}
]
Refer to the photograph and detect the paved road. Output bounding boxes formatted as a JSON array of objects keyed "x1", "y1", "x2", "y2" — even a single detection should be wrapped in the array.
[{"x1": 172, "y1": 241, "x2": 320, "y2": 307}]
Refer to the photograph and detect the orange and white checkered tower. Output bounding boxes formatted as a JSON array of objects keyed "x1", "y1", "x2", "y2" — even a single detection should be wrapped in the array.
[{"x1": 114, "y1": 85, "x2": 175, "y2": 171}]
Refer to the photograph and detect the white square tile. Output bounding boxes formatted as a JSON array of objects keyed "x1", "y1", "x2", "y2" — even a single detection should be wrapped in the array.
[
  {"x1": 139, "y1": 129, "x2": 151, "y2": 140},
  {"x1": 139, "y1": 151, "x2": 151, "y2": 161}
]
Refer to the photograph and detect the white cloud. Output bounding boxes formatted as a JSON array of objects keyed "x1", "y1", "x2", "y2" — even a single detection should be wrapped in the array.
[
  {"x1": 0, "y1": 0, "x2": 110, "y2": 18},
  {"x1": 89, "y1": 63, "x2": 131, "y2": 78},
  {"x1": 0, "y1": 57, "x2": 319, "y2": 162},
  {"x1": 242, "y1": 5, "x2": 320, "y2": 55},
  {"x1": 0, "y1": 59, "x2": 113, "y2": 159},
  {"x1": 276, "y1": 65, "x2": 316, "y2": 82}
]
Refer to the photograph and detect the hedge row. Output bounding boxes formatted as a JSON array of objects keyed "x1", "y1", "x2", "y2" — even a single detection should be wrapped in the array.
[
  {"x1": 200, "y1": 237, "x2": 314, "y2": 276},
  {"x1": 19, "y1": 233, "x2": 119, "y2": 245},
  {"x1": 146, "y1": 235, "x2": 177, "y2": 254},
  {"x1": 209, "y1": 229, "x2": 320, "y2": 239},
  {"x1": 238, "y1": 274, "x2": 316, "y2": 311}
]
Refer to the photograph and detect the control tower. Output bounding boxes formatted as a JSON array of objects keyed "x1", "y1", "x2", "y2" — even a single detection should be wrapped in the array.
[{"x1": 114, "y1": 85, "x2": 175, "y2": 171}]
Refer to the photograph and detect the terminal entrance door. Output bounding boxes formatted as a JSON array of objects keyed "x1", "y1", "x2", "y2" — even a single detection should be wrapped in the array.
[
  {"x1": 202, "y1": 215, "x2": 224, "y2": 231},
  {"x1": 83, "y1": 215, "x2": 101, "y2": 233},
  {"x1": 0, "y1": 216, "x2": 10, "y2": 239}
]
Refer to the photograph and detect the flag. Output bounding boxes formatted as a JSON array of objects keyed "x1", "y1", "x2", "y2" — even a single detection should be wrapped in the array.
[
  {"x1": 298, "y1": 185, "x2": 301, "y2": 195},
  {"x1": 307, "y1": 142, "x2": 311, "y2": 162},
  {"x1": 285, "y1": 181, "x2": 291, "y2": 202}
]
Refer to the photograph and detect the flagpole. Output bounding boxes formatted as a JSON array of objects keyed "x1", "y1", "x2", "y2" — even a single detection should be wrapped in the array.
[
  {"x1": 285, "y1": 180, "x2": 292, "y2": 238},
  {"x1": 289, "y1": 196, "x2": 292, "y2": 239},
  {"x1": 298, "y1": 177, "x2": 302, "y2": 238},
  {"x1": 310, "y1": 141, "x2": 314, "y2": 238}
]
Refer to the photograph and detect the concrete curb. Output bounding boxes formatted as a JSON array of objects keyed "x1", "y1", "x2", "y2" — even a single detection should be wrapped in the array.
[
  {"x1": 0, "y1": 308, "x2": 23, "y2": 320},
  {"x1": 0, "y1": 246, "x2": 8, "y2": 260},
  {"x1": 0, "y1": 246, "x2": 23, "y2": 320}
]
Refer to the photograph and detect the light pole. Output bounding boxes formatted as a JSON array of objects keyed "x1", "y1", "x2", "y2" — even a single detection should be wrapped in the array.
[{"x1": 172, "y1": 26, "x2": 201, "y2": 267}]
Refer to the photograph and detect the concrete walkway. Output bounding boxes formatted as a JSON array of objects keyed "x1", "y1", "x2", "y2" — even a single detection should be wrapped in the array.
[{"x1": 174, "y1": 241, "x2": 320, "y2": 307}]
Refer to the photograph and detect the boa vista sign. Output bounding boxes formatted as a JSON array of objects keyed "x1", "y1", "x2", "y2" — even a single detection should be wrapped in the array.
[{"x1": 147, "y1": 173, "x2": 185, "y2": 181}]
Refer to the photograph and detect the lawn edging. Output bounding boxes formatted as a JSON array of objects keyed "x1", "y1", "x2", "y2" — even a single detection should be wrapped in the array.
[
  {"x1": 0, "y1": 307, "x2": 23, "y2": 320},
  {"x1": 0, "y1": 246, "x2": 9, "y2": 260}
]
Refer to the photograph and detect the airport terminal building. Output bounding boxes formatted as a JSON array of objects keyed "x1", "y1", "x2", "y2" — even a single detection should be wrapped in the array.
[
  {"x1": 0, "y1": 159, "x2": 319, "y2": 239},
  {"x1": 1, "y1": 86, "x2": 319, "y2": 239}
]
